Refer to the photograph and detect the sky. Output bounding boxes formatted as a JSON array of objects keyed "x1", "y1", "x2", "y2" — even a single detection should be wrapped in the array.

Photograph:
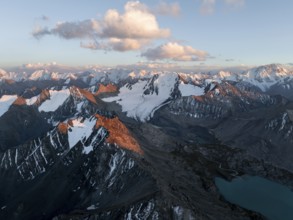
[{"x1": 0, "y1": 0, "x2": 292, "y2": 70}]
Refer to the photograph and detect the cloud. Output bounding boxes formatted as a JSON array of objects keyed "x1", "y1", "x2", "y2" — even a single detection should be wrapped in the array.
[
  {"x1": 33, "y1": 19, "x2": 100, "y2": 40},
  {"x1": 101, "y1": 3, "x2": 170, "y2": 39},
  {"x1": 153, "y1": 2, "x2": 181, "y2": 17},
  {"x1": 225, "y1": 59, "x2": 234, "y2": 62},
  {"x1": 32, "y1": 26, "x2": 51, "y2": 39},
  {"x1": 81, "y1": 38, "x2": 149, "y2": 51},
  {"x1": 141, "y1": 42, "x2": 209, "y2": 62},
  {"x1": 200, "y1": 0, "x2": 245, "y2": 15},
  {"x1": 33, "y1": 1, "x2": 170, "y2": 51}
]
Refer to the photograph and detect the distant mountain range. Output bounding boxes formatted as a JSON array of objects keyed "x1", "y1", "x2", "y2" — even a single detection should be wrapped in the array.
[{"x1": 0, "y1": 64, "x2": 293, "y2": 219}]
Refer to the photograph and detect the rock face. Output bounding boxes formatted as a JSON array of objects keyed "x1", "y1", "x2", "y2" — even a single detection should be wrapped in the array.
[{"x1": 0, "y1": 65, "x2": 293, "y2": 219}]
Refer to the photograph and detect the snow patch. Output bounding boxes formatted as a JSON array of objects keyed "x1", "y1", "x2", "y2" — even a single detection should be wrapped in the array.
[
  {"x1": 0, "y1": 95, "x2": 18, "y2": 117},
  {"x1": 83, "y1": 145, "x2": 93, "y2": 154},
  {"x1": 279, "y1": 113, "x2": 287, "y2": 131},
  {"x1": 67, "y1": 117, "x2": 96, "y2": 149},
  {"x1": 26, "y1": 95, "x2": 38, "y2": 105},
  {"x1": 38, "y1": 89, "x2": 70, "y2": 112},
  {"x1": 87, "y1": 205, "x2": 96, "y2": 210},
  {"x1": 179, "y1": 82, "x2": 204, "y2": 97},
  {"x1": 76, "y1": 101, "x2": 84, "y2": 112}
]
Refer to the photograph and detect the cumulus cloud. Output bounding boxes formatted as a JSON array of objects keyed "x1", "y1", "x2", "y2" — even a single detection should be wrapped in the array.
[
  {"x1": 141, "y1": 42, "x2": 209, "y2": 62},
  {"x1": 33, "y1": 1, "x2": 170, "y2": 52},
  {"x1": 200, "y1": 0, "x2": 245, "y2": 15},
  {"x1": 101, "y1": 2, "x2": 170, "y2": 39}
]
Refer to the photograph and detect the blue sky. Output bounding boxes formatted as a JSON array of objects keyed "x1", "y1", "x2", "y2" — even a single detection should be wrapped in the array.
[{"x1": 0, "y1": 0, "x2": 292, "y2": 69}]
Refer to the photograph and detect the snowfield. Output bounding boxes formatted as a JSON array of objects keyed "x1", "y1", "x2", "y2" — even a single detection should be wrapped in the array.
[
  {"x1": 67, "y1": 117, "x2": 96, "y2": 149},
  {"x1": 26, "y1": 95, "x2": 38, "y2": 105},
  {"x1": 0, "y1": 95, "x2": 18, "y2": 117},
  {"x1": 38, "y1": 89, "x2": 70, "y2": 112},
  {"x1": 179, "y1": 82, "x2": 205, "y2": 97},
  {"x1": 103, "y1": 73, "x2": 178, "y2": 122}
]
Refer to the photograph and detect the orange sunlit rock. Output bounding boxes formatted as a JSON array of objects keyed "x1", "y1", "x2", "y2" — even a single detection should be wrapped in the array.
[
  {"x1": 35, "y1": 89, "x2": 50, "y2": 106},
  {"x1": 77, "y1": 88, "x2": 97, "y2": 104},
  {"x1": 67, "y1": 119, "x2": 73, "y2": 127},
  {"x1": 95, "y1": 114, "x2": 143, "y2": 154},
  {"x1": 193, "y1": 96, "x2": 204, "y2": 102},
  {"x1": 95, "y1": 84, "x2": 118, "y2": 96},
  {"x1": 13, "y1": 97, "x2": 26, "y2": 105},
  {"x1": 178, "y1": 74, "x2": 188, "y2": 84},
  {"x1": 57, "y1": 122, "x2": 68, "y2": 134},
  {"x1": 4, "y1": 79, "x2": 15, "y2": 85}
]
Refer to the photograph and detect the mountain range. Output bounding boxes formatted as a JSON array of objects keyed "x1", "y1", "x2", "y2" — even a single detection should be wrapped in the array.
[{"x1": 0, "y1": 63, "x2": 293, "y2": 219}]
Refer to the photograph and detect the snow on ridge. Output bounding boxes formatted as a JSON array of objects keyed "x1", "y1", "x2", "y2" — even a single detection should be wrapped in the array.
[
  {"x1": 67, "y1": 117, "x2": 96, "y2": 149},
  {"x1": 26, "y1": 95, "x2": 38, "y2": 105},
  {"x1": 38, "y1": 89, "x2": 70, "y2": 112},
  {"x1": 29, "y1": 70, "x2": 50, "y2": 80},
  {"x1": 0, "y1": 69, "x2": 8, "y2": 77},
  {"x1": 179, "y1": 82, "x2": 204, "y2": 97},
  {"x1": 0, "y1": 95, "x2": 18, "y2": 117},
  {"x1": 103, "y1": 72, "x2": 178, "y2": 122},
  {"x1": 1, "y1": 64, "x2": 293, "y2": 93},
  {"x1": 236, "y1": 64, "x2": 293, "y2": 91}
]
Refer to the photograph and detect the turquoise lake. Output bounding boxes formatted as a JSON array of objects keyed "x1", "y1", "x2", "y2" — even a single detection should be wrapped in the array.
[{"x1": 215, "y1": 176, "x2": 293, "y2": 220}]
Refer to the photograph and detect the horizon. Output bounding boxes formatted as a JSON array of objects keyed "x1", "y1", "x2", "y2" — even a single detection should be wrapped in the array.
[
  {"x1": 1, "y1": 0, "x2": 292, "y2": 69},
  {"x1": 0, "y1": 63, "x2": 293, "y2": 79}
]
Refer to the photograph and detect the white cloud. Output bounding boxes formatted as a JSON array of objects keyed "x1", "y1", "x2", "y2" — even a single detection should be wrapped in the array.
[
  {"x1": 101, "y1": 2, "x2": 170, "y2": 39},
  {"x1": 81, "y1": 38, "x2": 149, "y2": 51},
  {"x1": 141, "y1": 42, "x2": 209, "y2": 62},
  {"x1": 33, "y1": 1, "x2": 170, "y2": 52}
]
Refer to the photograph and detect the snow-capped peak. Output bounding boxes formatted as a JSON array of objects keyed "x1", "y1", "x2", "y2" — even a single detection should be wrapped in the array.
[
  {"x1": 103, "y1": 72, "x2": 178, "y2": 122},
  {"x1": 239, "y1": 64, "x2": 292, "y2": 91},
  {"x1": 38, "y1": 89, "x2": 70, "y2": 112},
  {"x1": 67, "y1": 117, "x2": 97, "y2": 149},
  {"x1": 29, "y1": 70, "x2": 51, "y2": 81}
]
